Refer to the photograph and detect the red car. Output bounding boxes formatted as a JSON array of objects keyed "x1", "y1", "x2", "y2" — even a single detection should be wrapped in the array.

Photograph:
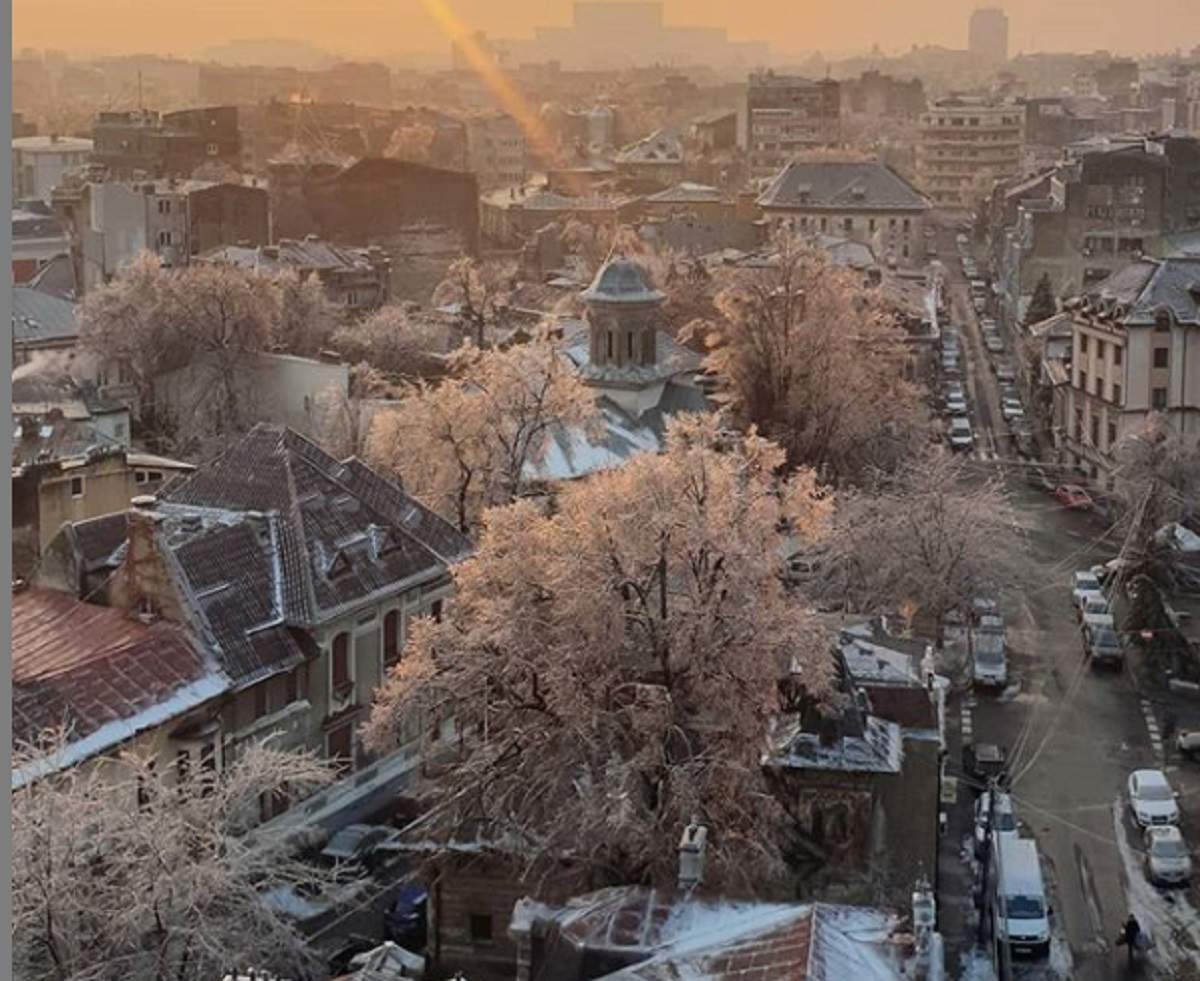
[{"x1": 1055, "y1": 484, "x2": 1093, "y2": 510}]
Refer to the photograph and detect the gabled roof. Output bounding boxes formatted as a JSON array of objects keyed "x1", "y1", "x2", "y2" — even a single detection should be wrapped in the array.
[
  {"x1": 26, "y1": 254, "x2": 79, "y2": 301},
  {"x1": 513, "y1": 888, "x2": 917, "y2": 981},
  {"x1": 12, "y1": 287, "x2": 79, "y2": 344},
  {"x1": 757, "y1": 161, "x2": 930, "y2": 212},
  {"x1": 1080, "y1": 257, "x2": 1200, "y2": 327},
  {"x1": 200, "y1": 238, "x2": 376, "y2": 275},
  {"x1": 12, "y1": 586, "x2": 227, "y2": 788},
  {"x1": 158, "y1": 425, "x2": 473, "y2": 630}
]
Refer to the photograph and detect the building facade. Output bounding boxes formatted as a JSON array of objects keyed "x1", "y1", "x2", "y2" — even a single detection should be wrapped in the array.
[
  {"x1": 744, "y1": 73, "x2": 842, "y2": 178},
  {"x1": 916, "y1": 97, "x2": 1023, "y2": 215},
  {"x1": 464, "y1": 113, "x2": 527, "y2": 189},
  {"x1": 12, "y1": 135, "x2": 94, "y2": 203},
  {"x1": 92, "y1": 107, "x2": 243, "y2": 178},
  {"x1": 968, "y1": 7, "x2": 1009, "y2": 65},
  {"x1": 1061, "y1": 258, "x2": 1200, "y2": 488}
]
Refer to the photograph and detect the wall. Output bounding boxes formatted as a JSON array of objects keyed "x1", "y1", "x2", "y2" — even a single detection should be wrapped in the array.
[
  {"x1": 763, "y1": 206, "x2": 926, "y2": 263},
  {"x1": 188, "y1": 183, "x2": 270, "y2": 256},
  {"x1": 30, "y1": 454, "x2": 145, "y2": 554},
  {"x1": 876, "y1": 735, "x2": 941, "y2": 904}
]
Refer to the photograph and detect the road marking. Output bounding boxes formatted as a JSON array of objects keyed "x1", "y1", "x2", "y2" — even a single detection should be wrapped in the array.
[
  {"x1": 1140, "y1": 699, "x2": 1164, "y2": 756},
  {"x1": 961, "y1": 698, "x2": 975, "y2": 741}
]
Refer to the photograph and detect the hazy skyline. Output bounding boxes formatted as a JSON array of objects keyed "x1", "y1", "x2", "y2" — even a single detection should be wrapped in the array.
[{"x1": 13, "y1": 0, "x2": 1200, "y2": 62}]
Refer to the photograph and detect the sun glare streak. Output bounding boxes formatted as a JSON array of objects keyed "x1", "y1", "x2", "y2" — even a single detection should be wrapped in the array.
[{"x1": 419, "y1": 0, "x2": 564, "y2": 180}]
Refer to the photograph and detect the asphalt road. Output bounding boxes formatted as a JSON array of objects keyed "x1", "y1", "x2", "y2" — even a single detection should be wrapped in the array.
[{"x1": 936, "y1": 230, "x2": 1200, "y2": 981}]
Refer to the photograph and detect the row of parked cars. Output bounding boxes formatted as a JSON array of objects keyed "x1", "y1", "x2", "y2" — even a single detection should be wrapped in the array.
[{"x1": 939, "y1": 327, "x2": 976, "y2": 452}]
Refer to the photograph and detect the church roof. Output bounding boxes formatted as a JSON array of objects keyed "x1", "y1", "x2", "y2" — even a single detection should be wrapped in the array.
[{"x1": 581, "y1": 257, "x2": 666, "y2": 305}]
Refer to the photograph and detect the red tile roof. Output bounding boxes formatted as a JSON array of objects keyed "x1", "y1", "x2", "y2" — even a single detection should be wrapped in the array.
[{"x1": 12, "y1": 587, "x2": 226, "y2": 779}]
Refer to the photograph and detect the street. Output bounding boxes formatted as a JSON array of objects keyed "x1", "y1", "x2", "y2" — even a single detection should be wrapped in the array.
[{"x1": 935, "y1": 230, "x2": 1200, "y2": 981}]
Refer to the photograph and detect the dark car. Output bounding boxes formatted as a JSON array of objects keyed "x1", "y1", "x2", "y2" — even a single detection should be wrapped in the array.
[
  {"x1": 963, "y1": 742, "x2": 1008, "y2": 791},
  {"x1": 384, "y1": 884, "x2": 429, "y2": 951}
]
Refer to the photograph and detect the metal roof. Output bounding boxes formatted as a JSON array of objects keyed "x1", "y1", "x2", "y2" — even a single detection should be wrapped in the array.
[
  {"x1": 757, "y1": 161, "x2": 930, "y2": 212},
  {"x1": 11, "y1": 287, "x2": 79, "y2": 344}
]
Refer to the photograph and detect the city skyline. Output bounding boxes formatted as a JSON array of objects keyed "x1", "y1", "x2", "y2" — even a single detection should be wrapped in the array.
[{"x1": 13, "y1": 0, "x2": 1200, "y2": 64}]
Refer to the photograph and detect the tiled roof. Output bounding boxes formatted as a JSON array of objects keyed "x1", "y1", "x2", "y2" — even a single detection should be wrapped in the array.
[
  {"x1": 1081, "y1": 257, "x2": 1200, "y2": 326},
  {"x1": 758, "y1": 161, "x2": 930, "y2": 212},
  {"x1": 582, "y1": 257, "x2": 666, "y2": 305},
  {"x1": 12, "y1": 586, "x2": 227, "y2": 786},
  {"x1": 200, "y1": 238, "x2": 376, "y2": 275},
  {"x1": 12, "y1": 287, "x2": 79, "y2": 344},
  {"x1": 158, "y1": 425, "x2": 473, "y2": 627},
  {"x1": 70, "y1": 512, "x2": 130, "y2": 572},
  {"x1": 646, "y1": 182, "x2": 723, "y2": 204}
]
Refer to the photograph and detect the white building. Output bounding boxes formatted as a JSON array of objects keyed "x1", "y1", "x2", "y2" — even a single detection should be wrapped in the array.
[
  {"x1": 12, "y1": 135, "x2": 94, "y2": 203},
  {"x1": 464, "y1": 113, "x2": 527, "y2": 190}
]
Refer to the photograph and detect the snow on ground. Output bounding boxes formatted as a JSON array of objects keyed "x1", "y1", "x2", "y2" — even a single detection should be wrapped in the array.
[
  {"x1": 1111, "y1": 799, "x2": 1200, "y2": 973},
  {"x1": 957, "y1": 948, "x2": 997, "y2": 981}
]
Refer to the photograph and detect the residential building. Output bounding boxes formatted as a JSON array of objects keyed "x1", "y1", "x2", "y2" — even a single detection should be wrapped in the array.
[
  {"x1": 842, "y1": 71, "x2": 927, "y2": 120},
  {"x1": 992, "y1": 135, "x2": 1200, "y2": 329},
  {"x1": 11, "y1": 584, "x2": 229, "y2": 792},
  {"x1": 12, "y1": 134, "x2": 94, "y2": 203},
  {"x1": 79, "y1": 178, "x2": 270, "y2": 291},
  {"x1": 688, "y1": 109, "x2": 737, "y2": 152},
  {"x1": 91, "y1": 107, "x2": 243, "y2": 178},
  {"x1": 12, "y1": 111, "x2": 37, "y2": 138},
  {"x1": 12, "y1": 206, "x2": 69, "y2": 283},
  {"x1": 744, "y1": 73, "x2": 842, "y2": 178},
  {"x1": 198, "y1": 236, "x2": 391, "y2": 311},
  {"x1": 968, "y1": 7, "x2": 1009, "y2": 65},
  {"x1": 39, "y1": 425, "x2": 474, "y2": 824},
  {"x1": 464, "y1": 113, "x2": 527, "y2": 189},
  {"x1": 12, "y1": 362, "x2": 133, "y2": 447},
  {"x1": 614, "y1": 129, "x2": 685, "y2": 188},
  {"x1": 915, "y1": 97, "x2": 1023, "y2": 215},
  {"x1": 1061, "y1": 257, "x2": 1200, "y2": 487},
  {"x1": 294, "y1": 158, "x2": 481, "y2": 255},
  {"x1": 756, "y1": 160, "x2": 931, "y2": 265},
  {"x1": 480, "y1": 184, "x2": 641, "y2": 247}
]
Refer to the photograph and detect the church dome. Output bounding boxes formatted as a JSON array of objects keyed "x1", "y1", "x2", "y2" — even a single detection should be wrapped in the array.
[{"x1": 581, "y1": 256, "x2": 665, "y2": 305}]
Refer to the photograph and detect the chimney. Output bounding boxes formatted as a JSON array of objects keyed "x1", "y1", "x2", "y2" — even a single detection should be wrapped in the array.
[{"x1": 677, "y1": 821, "x2": 707, "y2": 891}]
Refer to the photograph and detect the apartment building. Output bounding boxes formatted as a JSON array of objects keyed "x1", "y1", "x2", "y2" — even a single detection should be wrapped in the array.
[
  {"x1": 1062, "y1": 257, "x2": 1200, "y2": 487},
  {"x1": 464, "y1": 113, "x2": 528, "y2": 189},
  {"x1": 744, "y1": 73, "x2": 841, "y2": 179},
  {"x1": 92, "y1": 107, "x2": 243, "y2": 178},
  {"x1": 915, "y1": 97, "x2": 1023, "y2": 215},
  {"x1": 12, "y1": 134, "x2": 94, "y2": 203}
]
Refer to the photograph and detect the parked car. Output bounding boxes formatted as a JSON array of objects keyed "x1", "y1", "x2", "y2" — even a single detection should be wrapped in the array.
[
  {"x1": 1080, "y1": 595, "x2": 1113, "y2": 631},
  {"x1": 995, "y1": 363, "x2": 1017, "y2": 383},
  {"x1": 1072, "y1": 570, "x2": 1103, "y2": 610},
  {"x1": 1144, "y1": 826, "x2": 1193, "y2": 886},
  {"x1": 1084, "y1": 624, "x2": 1124, "y2": 669},
  {"x1": 384, "y1": 884, "x2": 429, "y2": 950},
  {"x1": 949, "y1": 416, "x2": 974, "y2": 452},
  {"x1": 1055, "y1": 484, "x2": 1093, "y2": 510},
  {"x1": 973, "y1": 629, "x2": 1008, "y2": 688},
  {"x1": 992, "y1": 838, "x2": 1052, "y2": 959},
  {"x1": 945, "y1": 395, "x2": 968, "y2": 416},
  {"x1": 328, "y1": 937, "x2": 385, "y2": 977},
  {"x1": 1177, "y1": 730, "x2": 1200, "y2": 760},
  {"x1": 319, "y1": 824, "x2": 402, "y2": 874},
  {"x1": 1128, "y1": 769, "x2": 1181, "y2": 828},
  {"x1": 985, "y1": 334, "x2": 1005, "y2": 354},
  {"x1": 974, "y1": 790, "x2": 1019, "y2": 858},
  {"x1": 1001, "y1": 399, "x2": 1025, "y2": 421},
  {"x1": 963, "y1": 742, "x2": 1008, "y2": 789}
]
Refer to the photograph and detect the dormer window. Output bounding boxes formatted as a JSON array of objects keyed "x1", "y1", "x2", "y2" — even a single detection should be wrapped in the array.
[{"x1": 325, "y1": 549, "x2": 352, "y2": 579}]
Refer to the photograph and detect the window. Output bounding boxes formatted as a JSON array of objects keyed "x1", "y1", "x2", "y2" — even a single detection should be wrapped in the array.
[
  {"x1": 430, "y1": 599, "x2": 444, "y2": 623},
  {"x1": 606, "y1": 332, "x2": 614, "y2": 359},
  {"x1": 70, "y1": 476, "x2": 84, "y2": 498},
  {"x1": 1093, "y1": 376, "x2": 1102, "y2": 396},
  {"x1": 254, "y1": 683, "x2": 269, "y2": 720},
  {"x1": 1114, "y1": 346, "x2": 1122, "y2": 366},
  {"x1": 157, "y1": 230, "x2": 172, "y2": 247},
  {"x1": 469, "y1": 913, "x2": 494, "y2": 943},
  {"x1": 157, "y1": 199, "x2": 171, "y2": 214},
  {"x1": 1112, "y1": 383, "x2": 1122, "y2": 405},
  {"x1": 1153, "y1": 348, "x2": 1169, "y2": 369},
  {"x1": 626, "y1": 332, "x2": 634, "y2": 360},
  {"x1": 1096, "y1": 340, "x2": 1105, "y2": 361},
  {"x1": 1152, "y1": 387, "x2": 1168, "y2": 409},
  {"x1": 146, "y1": 470, "x2": 163, "y2": 483},
  {"x1": 1108, "y1": 422, "x2": 1117, "y2": 447},
  {"x1": 1078, "y1": 370, "x2": 1087, "y2": 392},
  {"x1": 868, "y1": 218, "x2": 876, "y2": 232},
  {"x1": 136, "y1": 759, "x2": 156, "y2": 810},
  {"x1": 332, "y1": 632, "x2": 351, "y2": 692},
  {"x1": 1091, "y1": 416, "x2": 1100, "y2": 447},
  {"x1": 903, "y1": 219, "x2": 911, "y2": 233},
  {"x1": 285, "y1": 663, "x2": 307, "y2": 704},
  {"x1": 114, "y1": 421, "x2": 126, "y2": 439},
  {"x1": 383, "y1": 610, "x2": 401, "y2": 666},
  {"x1": 843, "y1": 217, "x2": 853, "y2": 232},
  {"x1": 819, "y1": 217, "x2": 828, "y2": 232},
  {"x1": 1079, "y1": 335, "x2": 1088, "y2": 354},
  {"x1": 206, "y1": 142, "x2": 219, "y2": 155}
]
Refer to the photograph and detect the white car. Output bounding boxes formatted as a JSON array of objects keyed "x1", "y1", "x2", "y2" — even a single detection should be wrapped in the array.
[
  {"x1": 1001, "y1": 400, "x2": 1024, "y2": 421},
  {"x1": 975, "y1": 790, "x2": 1019, "y2": 858},
  {"x1": 945, "y1": 395, "x2": 968, "y2": 416},
  {"x1": 1128, "y1": 769, "x2": 1181, "y2": 828},
  {"x1": 985, "y1": 334, "x2": 1005, "y2": 354},
  {"x1": 949, "y1": 416, "x2": 974, "y2": 451},
  {"x1": 1072, "y1": 571, "x2": 1102, "y2": 611},
  {"x1": 1144, "y1": 826, "x2": 1192, "y2": 885},
  {"x1": 1080, "y1": 596, "x2": 1114, "y2": 634}
]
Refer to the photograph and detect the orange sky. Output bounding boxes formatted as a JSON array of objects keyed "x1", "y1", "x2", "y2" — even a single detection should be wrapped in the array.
[{"x1": 13, "y1": 0, "x2": 1200, "y2": 61}]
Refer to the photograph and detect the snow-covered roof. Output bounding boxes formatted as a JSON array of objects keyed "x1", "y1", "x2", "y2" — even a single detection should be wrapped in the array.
[
  {"x1": 513, "y1": 887, "x2": 923, "y2": 981},
  {"x1": 840, "y1": 637, "x2": 923, "y2": 687},
  {"x1": 765, "y1": 714, "x2": 903, "y2": 774}
]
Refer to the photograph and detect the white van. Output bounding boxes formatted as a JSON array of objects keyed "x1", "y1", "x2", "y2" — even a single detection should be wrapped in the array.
[{"x1": 992, "y1": 838, "x2": 1051, "y2": 959}]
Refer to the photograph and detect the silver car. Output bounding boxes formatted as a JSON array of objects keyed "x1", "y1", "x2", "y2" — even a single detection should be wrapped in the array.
[{"x1": 1144, "y1": 826, "x2": 1192, "y2": 885}]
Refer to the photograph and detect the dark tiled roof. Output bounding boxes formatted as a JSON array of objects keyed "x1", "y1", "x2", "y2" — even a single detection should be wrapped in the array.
[
  {"x1": 582, "y1": 257, "x2": 666, "y2": 305},
  {"x1": 1082, "y1": 257, "x2": 1200, "y2": 326},
  {"x1": 758, "y1": 161, "x2": 930, "y2": 212},
  {"x1": 159, "y1": 425, "x2": 474, "y2": 626},
  {"x1": 71, "y1": 513, "x2": 129, "y2": 571},
  {"x1": 27, "y1": 254, "x2": 80, "y2": 301},
  {"x1": 200, "y1": 238, "x2": 375, "y2": 274},
  {"x1": 12, "y1": 287, "x2": 79, "y2": 344},
  {"x1": 12, "y1": 587, "x2": 226, "y2": 781}
]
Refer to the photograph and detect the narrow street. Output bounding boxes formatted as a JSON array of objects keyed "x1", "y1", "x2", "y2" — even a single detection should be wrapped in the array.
[{"x1": 935, "y1": 229, "x2": 1200, "y2": 981}]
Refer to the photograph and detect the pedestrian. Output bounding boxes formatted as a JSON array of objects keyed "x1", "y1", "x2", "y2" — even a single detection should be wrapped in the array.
[{"x1": 1119, "y1": 913, "x2": 1141, "y2": 967}]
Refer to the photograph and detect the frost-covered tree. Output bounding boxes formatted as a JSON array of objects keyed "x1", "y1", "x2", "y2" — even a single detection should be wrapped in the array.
[
  {"x1": 366, "y1": 332, "x2": 599, "y2": 533},
  {"x1": 330, "y1": 303, "x2": 449, "y2": 380},
  {"x1": 363, "y1": 414, "x2": 835, "y2": 893},
  {"x1": 12, "y1": 735, "x2": 337, "y2": 981},
  {"x1": 687, "y1": 234, "x2": 922, "y2": 483},
  {"x1": 431, "y1": 256, "x2": 517, "y2": 348}
]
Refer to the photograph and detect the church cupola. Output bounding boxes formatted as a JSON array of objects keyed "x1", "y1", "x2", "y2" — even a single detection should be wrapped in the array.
[{"x1": 581, "y1": 256, "x2": 666, "y2": 371}]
